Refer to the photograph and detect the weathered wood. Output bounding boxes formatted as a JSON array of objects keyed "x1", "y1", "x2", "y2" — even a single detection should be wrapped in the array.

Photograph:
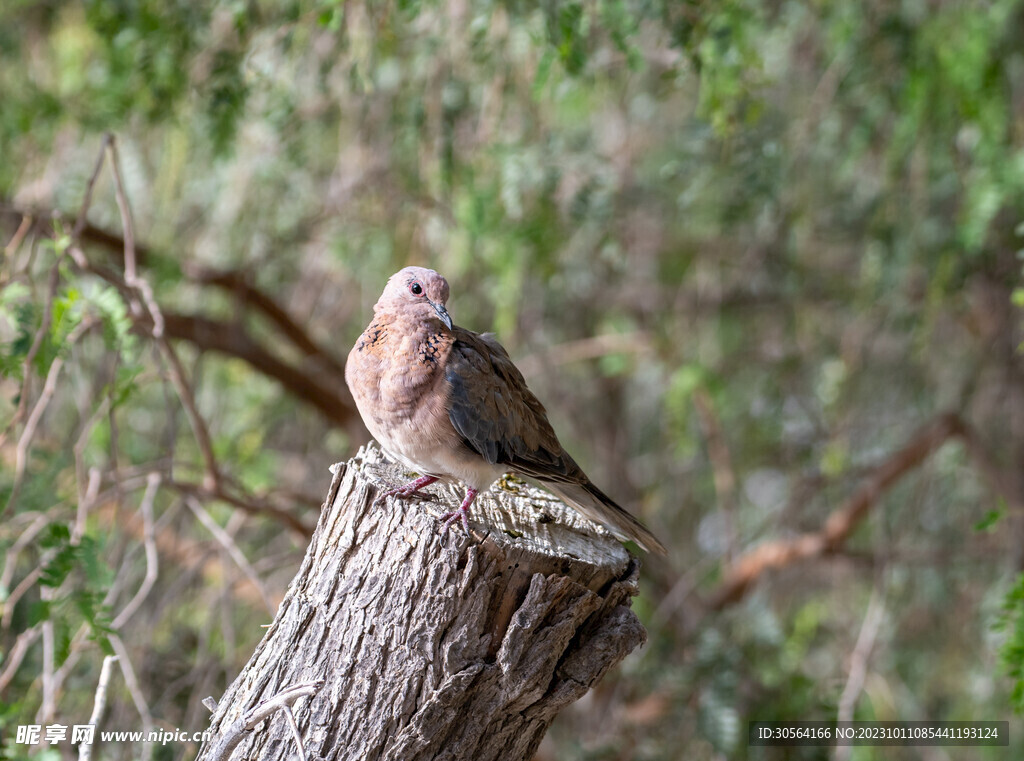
[{"x1": 195, "y1": 443, "x2": 646, "y2": 761}]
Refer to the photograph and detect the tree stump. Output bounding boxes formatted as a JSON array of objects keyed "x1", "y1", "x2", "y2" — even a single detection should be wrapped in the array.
[{"x1": 195, "y1": 443, "x2": 647, "y2": 761}]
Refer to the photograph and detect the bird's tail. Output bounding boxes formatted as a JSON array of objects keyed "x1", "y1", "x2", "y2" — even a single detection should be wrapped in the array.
[{"x1": 545, "y1": 480, "x2": 667, "y2": 555}]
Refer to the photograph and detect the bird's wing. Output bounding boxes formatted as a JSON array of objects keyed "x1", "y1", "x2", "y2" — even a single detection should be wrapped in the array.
[{"x1": 445, "y1": 329, "x2": 583, "y2": 483}]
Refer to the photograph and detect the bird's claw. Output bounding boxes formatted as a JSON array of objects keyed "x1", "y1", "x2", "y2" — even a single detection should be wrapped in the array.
[
  {"x1": 374, "y1": 475, "x2": 440, "y2": 507},
  {"x1": 439, "y1": 508, "x2": 470, "y2": 539},
  {"x1": 383, "y1": 486, "x2": 435, "y2": 502}
]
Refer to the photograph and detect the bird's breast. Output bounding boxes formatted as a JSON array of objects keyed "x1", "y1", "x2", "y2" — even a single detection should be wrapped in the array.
[{"x1": 346, "y1": 316, "x2": 461, "y2": 466}]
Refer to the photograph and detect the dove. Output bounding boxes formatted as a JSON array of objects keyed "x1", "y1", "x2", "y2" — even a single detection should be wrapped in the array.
[{"x1": 345, "y1": 266, "x2": 666, "y2": 555}]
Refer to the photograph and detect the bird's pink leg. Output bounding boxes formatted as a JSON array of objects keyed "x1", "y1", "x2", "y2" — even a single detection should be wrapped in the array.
[
  {"x1": 440, "y1": 488, "x2": 477, "y2": 538},
  {"x1": 380, "y1": 474, "x2": 439, "y2": 502}
]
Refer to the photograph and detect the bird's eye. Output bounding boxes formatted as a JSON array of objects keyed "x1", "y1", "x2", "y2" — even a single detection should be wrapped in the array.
[{"x1": 410, "y1": 282, "x2": 423, "y2": 296}]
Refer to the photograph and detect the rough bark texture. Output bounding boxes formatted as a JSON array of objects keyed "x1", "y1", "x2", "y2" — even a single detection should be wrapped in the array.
[{"x1": 195, "y1": 443, "x2": 646, "y2": 761}]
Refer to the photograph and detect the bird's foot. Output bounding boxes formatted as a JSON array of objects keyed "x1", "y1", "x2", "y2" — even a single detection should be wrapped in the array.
[
  {"x1": 377, "y1": 475, "x2": 439, "y2": 506},
  {"x1": 439, "y1": 487, "x2": 478, "y2": 540},
  {"x1": 439, "y1": 508, "x2": 470, "y2": 538}
]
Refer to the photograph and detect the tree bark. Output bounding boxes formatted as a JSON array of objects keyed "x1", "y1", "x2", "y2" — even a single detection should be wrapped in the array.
[{"x1": 195, "y1": 443, "x2": 646, "y2": 761}]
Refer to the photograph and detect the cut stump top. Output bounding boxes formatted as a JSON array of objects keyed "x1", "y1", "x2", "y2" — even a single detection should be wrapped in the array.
[{"x1": 333, "y1": 443, "x2": 635, "y2": 593}]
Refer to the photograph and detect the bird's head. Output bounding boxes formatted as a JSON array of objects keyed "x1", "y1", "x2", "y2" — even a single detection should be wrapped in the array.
[{"x1": 375, "y1": 266, "x2": 452, "y2": 330}]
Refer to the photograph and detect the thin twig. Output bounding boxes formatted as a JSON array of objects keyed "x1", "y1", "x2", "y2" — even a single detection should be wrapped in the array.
[
  {"x1": 0, "y1": 627, "x2": 41, "y2": 693},
  {"x1": 104, "y1": 136, "x2": 219, "y2": 486},
  {"x1": 109, "y1": 634, "x2": 155, "y2": 761},
  {"x1": 73, "y1": 393, "x2": 112, "y2": 530},
  {"x1": 2, "y1": 307, "x2": 94, "y2": 520},
  {"x1": 38, "y1": 588, "x2": 55, "y2": 724},
  {"x1": 1, "y1": 556, "x2": 51, "y2": 629},
  {"x1": 3, "y1": 213, "x2": 32, "y2": 257},
  {"x1": 168, "y1": 478, "x2": 312, "y2": 537},
  {"x1": 112, "y1": 473, "x2": 161, "y2": 629},
  {"x1": 834, "y1": 582, "x2": 887, "y2": 761},
  {"x1": 282, "y1": 705, "x2": 308, "y2": 761},
  {"x1": 73, "y1": 135, "x2": 113, "y2": 238},
  {"x1": 93, "y1": 495, "x2": 271, "y2": 609},
  {"x1": 186, "y1": 496, "x2": 275, "y2": 615},
  {"x1": 204, "y1": 681, "x2": 322, "y2": 761},
  {"x1": 104, "y1": 138, "x2": 135, "y2": 283},
  {"x1": 0, "y1": 511, "x2": 53, "y2": 594},
  {"x1": 73, "y1": 468, "x2": 102, "y2": 544},
  {"x1": 79, "y1": 655, "x2": 119, "y2": 761}
]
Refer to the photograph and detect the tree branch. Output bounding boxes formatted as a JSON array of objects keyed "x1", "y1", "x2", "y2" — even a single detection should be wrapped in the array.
[
  {"x1": 708, "y1": 413, "x2": 964, "y2": 609},
  {"x1": 1, "y1": 203, "x2": 360, "y2": 431},
  {"x1": 158, "y1": 312, "x2": 359, "y2": 430},
  {"x1": 183, "y1": 264, "x2": 346, "y2": 376},
  {"x1": 203, "y1": 681, "x2": 322, "y2": 761}
]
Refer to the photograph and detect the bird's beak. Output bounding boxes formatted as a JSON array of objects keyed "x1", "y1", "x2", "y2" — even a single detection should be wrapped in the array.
[{"x1": 431, "y1": 301, "x2": 453, "y2": 330}]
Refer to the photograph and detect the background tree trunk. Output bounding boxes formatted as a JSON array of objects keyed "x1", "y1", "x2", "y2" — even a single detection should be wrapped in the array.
[{"x1": 195, "y1": 443, "x2": 647, "y2": 761}]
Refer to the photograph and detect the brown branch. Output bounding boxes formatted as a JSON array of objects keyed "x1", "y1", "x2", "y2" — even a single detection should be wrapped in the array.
[
  {"x1": 0, "y1": 138, "x2": 109, "y2": 451},
  {"x1": 77, "y1": 217, "x2": 347, "y2": 378},
  {"x1": 708, "y1": 413, "x2": 964, "y2": 609},
  {"x1": 166, "y1": 478, "x2": 314, "y2": 537},
  {"x1": 80, "y1": 220, "x2": 151, "y2": 261},
  {"x1": 158, "y1": 312, "x2": 358, "y2": 429},
  {"x1": 3, "y1": 202, "x2": 358, "y2": 429},
  {"x1": 104, "y1": 136, "x2": 220, "y2": 489},
  {"x1": 183, "y1": 264, "x2": 346, "y2": 376},
  {"x1": 3, "y1": 213, "x2": 32, "y2": 259}
]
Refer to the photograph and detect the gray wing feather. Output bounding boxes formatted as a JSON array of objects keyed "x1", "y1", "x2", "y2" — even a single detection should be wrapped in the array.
[{"x1": 445, "y1": 330, "x2": 580, "y2": 482}]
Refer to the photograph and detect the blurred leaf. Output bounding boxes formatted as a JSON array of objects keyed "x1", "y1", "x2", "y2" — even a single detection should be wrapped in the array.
[
  {"x1": 997, "y1": 573, "x2": 1024, "y2": 713},
  {"x1": 974, "y1": 508, "x2": 1005, "y2": 533}
]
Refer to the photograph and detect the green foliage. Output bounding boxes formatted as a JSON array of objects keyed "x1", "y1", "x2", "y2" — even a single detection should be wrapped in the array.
[
  {"x1": 997, "y1": 574, "x2": 1024, "y2": 713},
  {"x1": 2, "y1": 0, "x2": 1024, "y2": 756},
  {"x1": 974, "y1": 507, "x2": 1005, "y2": 533},
  {"x1": 36, "y1": 524, "x2": 116, "y2": 655}
]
